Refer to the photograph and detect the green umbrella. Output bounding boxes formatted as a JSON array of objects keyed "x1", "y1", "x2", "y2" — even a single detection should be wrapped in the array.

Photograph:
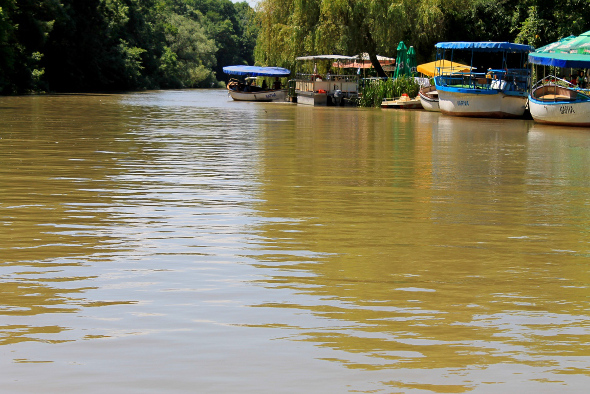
[
  {"x1": 407, "y1": 46, "x2": 417, "y2": 77},
  {"x1": 394, "y1": 41, "x2": 408, "y2": 78},
  {"x1": 529, "y1": 30, "x2": 590, "y2": 68}
]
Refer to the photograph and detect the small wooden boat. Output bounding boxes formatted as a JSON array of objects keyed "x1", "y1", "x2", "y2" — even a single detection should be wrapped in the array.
[
  {"x1": 418, "y1": 85, "x2": 439, "y2": 111},
  {"x1": 528, "y1": 76, "x2": 590, "y2": 126},
  {"x1": 223, "y1": 65, "x2": 290, "y2": 102},
  {"x1": 381, "y1": 93, "x2": 422, "y2": 109}
]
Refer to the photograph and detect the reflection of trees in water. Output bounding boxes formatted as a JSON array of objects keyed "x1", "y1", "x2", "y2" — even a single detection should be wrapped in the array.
[
  {"x1": 249, "y1": 109, "x2": 590, "y2": 379},
  {"x1": 0, "y1": 95, "x2": 144, "y2": 344}
]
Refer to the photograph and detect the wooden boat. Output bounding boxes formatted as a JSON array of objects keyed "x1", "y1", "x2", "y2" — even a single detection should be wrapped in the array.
[
  {"x1": 528, "y1": 76, "x2": 590, "y2": 126},
  {"x1": 418, "y1": 85, "x2": 439, "y2": 111},
  {"x1": 223, "y1": 65, "x2": 290, "y2": 102},
  {"x1": 528, "y1": 32, "x2": 590, "y2": 126},
  {"x1": 381, "y1": 93, "x2": 422, "y2": 109},
  {"x1": 434, "y1": 42, "x2": 532, "y2": 118}
]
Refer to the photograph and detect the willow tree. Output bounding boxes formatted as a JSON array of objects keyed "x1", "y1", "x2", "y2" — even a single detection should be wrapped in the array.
[{"x1": 255, "y1": 0, "x2": 454, "y2": 77}]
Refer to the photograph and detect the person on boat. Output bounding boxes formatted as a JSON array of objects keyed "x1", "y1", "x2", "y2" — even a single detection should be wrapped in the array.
[
  {"x1": 577, "y1": 71, "x2": 587, "y2": 88},
  {"x1": 261, "y1": 80, "x2": 268, "y2": 90},
  {"x1": 273, "y1": 77, "x2": 281, "y2": 90}
]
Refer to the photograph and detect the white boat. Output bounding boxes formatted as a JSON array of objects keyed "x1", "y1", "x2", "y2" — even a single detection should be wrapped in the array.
[
  {"x1": 227, "y1": 86, "x2": 288, "y2": 102},
  {"x1": 223, "y1": 65, "x2": 290, "y2": 102},
  {"x1": 528, "y1": 76, "x2": 590, "y2": 126},
  {"x1": 434, "y1": 42, "x2": 532, "y2": 118},
  {"x1": 418, "y1": 85, "x2": 439, "y2": 111},
  {"x1": 528, "y1": 32, "x2": 590, "y2": 126},
  {"x1": 294, "y1": 55, "x2": 359, "y2": 106}
]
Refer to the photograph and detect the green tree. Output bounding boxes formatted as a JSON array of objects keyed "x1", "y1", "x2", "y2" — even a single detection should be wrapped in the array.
[
  {"x1": 161, "y1": 12, "x2": 217, "y2": 87},
  {"x1": 255, "y1": 0, "x2": 459, "y2": 76},
  {"x1": 0, "y1": 1, "x2": 17, "y2": 93}
]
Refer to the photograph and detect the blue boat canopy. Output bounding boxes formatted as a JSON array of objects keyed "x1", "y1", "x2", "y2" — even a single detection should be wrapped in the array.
[
  {"x1": 436, "y1": 42, "x2": 533, "y2": 53},
  {"x1": 223, "y1": 65, "x2": 290, "y2": 77},
  {"x1": 528, "y1": 31, "x2": 590, "y2": 68},
  {"x1": 528, "y1": 52, "x2": 590, "y2": 68}
]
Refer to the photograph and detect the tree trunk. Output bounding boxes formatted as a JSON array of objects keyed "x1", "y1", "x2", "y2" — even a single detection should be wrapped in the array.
[{"x1": 365, "y1": 32, "x2": 387, "y2": 78}]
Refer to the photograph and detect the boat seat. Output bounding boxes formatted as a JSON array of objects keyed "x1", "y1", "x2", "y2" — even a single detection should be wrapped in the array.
[
  {"x1": 534, "y1": 85, "x2": 578, "y2": 101},
  {"x1": 538, "y1": 94, "x2": 572, "y2": 101}
]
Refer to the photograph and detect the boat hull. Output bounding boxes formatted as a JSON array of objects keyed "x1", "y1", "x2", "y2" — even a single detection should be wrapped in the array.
[
  {"x1": 381, "y1": 98, "x2": 422, "y2": 109},
  {"x1": 296, "y1": 91, "x2": 328, "y2": 106},
  {"x1": 418, "y1": 86, "x2": 439, "y2": 112},
  {"x1": 228, "y1": 89, "x2": 287, "y2": 102},
  {"x1": 529, "y1": 96, "x2": 590, "y2": 126},
  {"x1": 437, "y1": 87, "x2": 527, "y2": 118}
]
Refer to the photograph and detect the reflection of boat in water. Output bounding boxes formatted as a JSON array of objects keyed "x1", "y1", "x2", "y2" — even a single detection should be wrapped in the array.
[
  {"x1": 418, "y1": 85, "x2": 439, "y2": 111},
  {"x1": 434, "y1": 42, "x2": 532, "y2": 118},
  {"x1": 528, "y1": 76, "x2": 590, "y2": 126},
  {"x1": 223, "y1": 65, "x2": 290, "y2": 102},
  {"x1": 381, "y1": 93, "x2": 422, "y2": 109},
  {"x1": 528, "y1": 32, "x2": 590, "y2": 126}
]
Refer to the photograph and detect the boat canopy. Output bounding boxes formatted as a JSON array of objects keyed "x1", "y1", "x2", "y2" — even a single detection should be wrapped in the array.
[
  {"x1": 436, "y1": 42, "x2": 533, "y2": 53},
  {"x1": 528, "y1": 31, "x2": 590, "y2": 68},
  {"x1": 331, "y1": 53, "x2": 395, "y2": 69},
  {"x1": 417, "y1": 60, "x2": 472, "y2": 77},
  {"x1": 295, "y1": 55, "x2": 356, "y2": 61},
  {"x1": 222, "y1": 65, "x2": 291, "y2": 77}
]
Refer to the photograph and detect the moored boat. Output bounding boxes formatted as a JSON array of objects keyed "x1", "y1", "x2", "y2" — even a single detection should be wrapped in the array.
[
  {"x1": 294, "y1": 55, "x2": 360, "y2": 106},
  {"x1": 415, "y1": 60, "x2": 471, "y2": 112},
  {"x1": 381, "y1": 93, "x2": 422, "y2": 109},
  {"x1": 223, "y1": 65, "x2": 290, "y2": 102},
  {"x1": 418, "y1": 85, "x2": 439, "y2": 112},
  {"x1": 528, "y1": 76, "x2": 590, "y2": 126},
  {"x1": 433, "y1": 42, "x2": 532, "y2": 118},
  {"x1": 528, "y1": 31, "x2": 590, "y2": 126}
]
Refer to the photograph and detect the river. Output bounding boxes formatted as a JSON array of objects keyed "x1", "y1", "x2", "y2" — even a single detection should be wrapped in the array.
[{"x1": 1, "y1": 89, "x2": 590, "y2": 393}]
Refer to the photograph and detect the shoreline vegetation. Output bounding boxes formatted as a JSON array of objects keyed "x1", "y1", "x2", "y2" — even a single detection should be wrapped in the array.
[{"x1": 0, "y1": 1, "x2": 588, "y2": 96}]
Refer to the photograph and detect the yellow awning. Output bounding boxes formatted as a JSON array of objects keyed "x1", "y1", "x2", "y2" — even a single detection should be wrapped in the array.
[{"x1": 416, "y1": 60, "x2": 472, "y2": 77}]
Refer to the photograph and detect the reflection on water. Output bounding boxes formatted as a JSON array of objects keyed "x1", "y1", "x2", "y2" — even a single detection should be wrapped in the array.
[
  {"x1": 1, "y1": 90, "x2": 590, "y2": 392},
  {"x1": 249, "y1": 106, "x2": 590, "y2": 390}
]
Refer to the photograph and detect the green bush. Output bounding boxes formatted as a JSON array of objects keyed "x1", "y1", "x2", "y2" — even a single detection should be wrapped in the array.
[{"x1": 358, "y1": 76, "x2": 420, "y2": 107}]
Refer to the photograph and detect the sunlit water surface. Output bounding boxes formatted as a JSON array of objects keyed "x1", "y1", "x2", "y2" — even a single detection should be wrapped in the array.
[{"x1": 1, "y1": 90, "x2": 590, "y2": 393}]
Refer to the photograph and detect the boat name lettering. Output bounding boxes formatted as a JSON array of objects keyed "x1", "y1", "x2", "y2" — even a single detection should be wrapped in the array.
[
  {"x1": 560, "y1": 105, "x2": 575, "y2": 115},
  {"x1": 266, "y1": 93, "x2": 277, "y2": 99},
  {"x1": 457, "y1": 100, "x2": 469, "y2": 106}
]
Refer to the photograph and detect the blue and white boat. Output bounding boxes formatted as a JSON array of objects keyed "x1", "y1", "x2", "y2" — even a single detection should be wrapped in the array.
[
  {"x1": 528, "y1": 32, "x2": 590, "y2": 126},
  {"x1": 223, "y1": 65, "x2": 290, "y2": 102},
  {"x1": 433, "y1": 42, "x2": 533, "y2": 118}
]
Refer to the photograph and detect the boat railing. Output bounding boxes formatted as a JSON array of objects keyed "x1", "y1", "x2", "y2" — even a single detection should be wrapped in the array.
[
  {"x1": 531, "y1": 75, "x2": 590, "y2": 101},
  {"x1": 294, "y1": 74, "x2": 359, "y2": 95},
  {"x1": 532, "y1": 74, "x2": 575, "y2": 90},
  {"x1": 436, "y1": 69, "x2": 530, "y2": 92}
]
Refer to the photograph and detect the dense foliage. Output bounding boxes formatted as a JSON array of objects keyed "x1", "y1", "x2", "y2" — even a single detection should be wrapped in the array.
[
  {"x1": 2, "y1": 1, "x2": 590, "y2": 95},
  {"x1": 255, "y1": 0, "x2": 590, "y2": 76},
  {"x1": 358, "y1": 77, "x2": 420, "y2": 107},
  {"x1": 0, "y1": 0, "x2": 257, "y2": 94}
]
